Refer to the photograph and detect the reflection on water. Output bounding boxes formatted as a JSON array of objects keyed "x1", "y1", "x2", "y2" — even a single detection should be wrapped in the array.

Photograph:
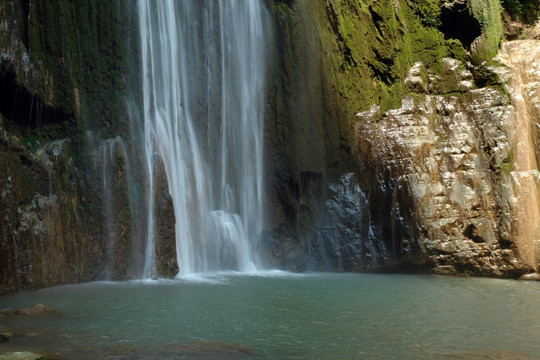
[{"x1": 0, "y1": 273, "x2": 539, "y2": 359}]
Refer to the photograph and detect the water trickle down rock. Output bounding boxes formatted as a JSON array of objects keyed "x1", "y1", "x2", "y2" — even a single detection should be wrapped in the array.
[{"x1": 499, "y1": 28, "x2": 540, "y2": 271}]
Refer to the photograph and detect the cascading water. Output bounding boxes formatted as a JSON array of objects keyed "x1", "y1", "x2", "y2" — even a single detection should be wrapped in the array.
[{"x1": 138, "y1": 0, "x2": 267, "y2": 277}]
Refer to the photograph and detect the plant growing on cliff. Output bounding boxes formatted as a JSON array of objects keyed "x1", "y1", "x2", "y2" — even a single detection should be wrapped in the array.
[
  {"x1": 501, "y1": 0, "x2": 540, "y2": 24},
  {"x1": 410, "y1": 0, "x2": 442, "y2": 27}
]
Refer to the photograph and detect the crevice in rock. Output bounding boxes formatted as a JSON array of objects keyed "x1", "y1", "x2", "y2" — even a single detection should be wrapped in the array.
[
  {"x1": 300, "y1": 171, "x2": 324, "y2": 198},
  {"x1": 0, "y1": 61, "x2": 71, "y2": 137},
  {"x1": 368, "y1": 50, "x2": 396, "y2": 85},
  {"x1": 439, "y1": 1, "x2": 481, "y2": 50},
  {"x1": 463, "y1": 223, "x2": 485, "y2": 243},
  {"x1": 369, "y1": 6, "x2": 384, "y2": 34}
]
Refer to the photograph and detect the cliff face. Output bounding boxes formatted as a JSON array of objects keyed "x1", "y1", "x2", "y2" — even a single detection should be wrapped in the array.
[
  {"x1": 1, "y1": 0, "x2": 538, "y2": 294},
  {"x1": 500, "y1": 29, "x2": 540, "y2": 271},
  {"x1": 0, "y1": 0, "x2": 144, "y2": 294},
  {"x1": 264, "y1": 0, "x2": 540, "y2": 277}
]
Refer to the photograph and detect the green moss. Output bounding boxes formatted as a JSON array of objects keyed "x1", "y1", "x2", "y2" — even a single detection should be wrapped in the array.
[
  {"x1": 408, "y1": 92, "x2": 428, "y2": 104},
  {"x1": 501, "y1": 0, "x2": 540, "y2": 24},
  {"x1": 469, "y1": 0, "x2": 503, "y2": 63},
  {"x1": 26, "y1": 0, "x2": 132, "y2": 137},
  {"x1": 410, "y1": 0, "x2": 442, "y2": 27},
  {"x1": 501, "y1": 148, "x2": 514, "y2": 175},
  {"x1": 446, "y1": 39, "x2": 469, "y2": 63},
  {"x1": 266, "y1": 0, "x2": 292, "y2": 15},
  {"x1": 472, "y1": 64, "x2": 502, "y2": 87}
]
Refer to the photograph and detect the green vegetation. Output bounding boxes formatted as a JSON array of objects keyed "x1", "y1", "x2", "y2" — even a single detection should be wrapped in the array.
[
  {"x1": 501, "y1": 0, "x2": 540, "y2": 24},
  {"x1": 26, "y1": 0, "x2": 134, "y2": 136},
  {"x1": 501, "y1": 148, "x2": 514, "y2": 175},
  {"x1": 470, "y1": 0, "x2": 504, "y2": 63},
  {"x1": 410, "y1": 0, "x2": 442, "y2": 27}
]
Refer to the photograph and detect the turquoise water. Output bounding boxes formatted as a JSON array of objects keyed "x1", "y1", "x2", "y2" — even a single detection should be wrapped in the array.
[{"x1": 1, "y1": 272, "x2": 539, "y2": 359}]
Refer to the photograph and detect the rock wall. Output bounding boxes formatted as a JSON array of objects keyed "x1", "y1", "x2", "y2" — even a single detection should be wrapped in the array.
[
  {"x1": 355, "y1": 60, "x2": 532, "y2": 277},
  {"x1": 0, "y1": 0, "x2": 144, "y2": 294},
  {"x1": 1, "y1": 0, "x2": 538, "y2": 293},
  {"x1": 264, "y1": 0, "x2": 539, "y2": 277},
  {"x1": 500, "y1": 31, "x2": 540, "y2": 270}
]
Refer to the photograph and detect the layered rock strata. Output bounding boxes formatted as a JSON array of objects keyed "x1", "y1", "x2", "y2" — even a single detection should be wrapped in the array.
[{"x1": 354, "y1": 58, "x2": 535, "y2": 276}]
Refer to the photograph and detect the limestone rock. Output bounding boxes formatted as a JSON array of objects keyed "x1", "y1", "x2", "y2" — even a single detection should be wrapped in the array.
[
  {"x1": 353, "y1": 57, "x2": 532, "y2": 277},
  {"x1": 404, "y1": 62, "x2": 428, "y2": 93},
  {"x1": 519, "y1": 273, "x2": 540, "y2": 281}
]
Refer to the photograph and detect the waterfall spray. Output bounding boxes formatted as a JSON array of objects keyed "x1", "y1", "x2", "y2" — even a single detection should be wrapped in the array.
[{"x1": 138, "y1": 0, "x2": 266, "y2": 277}]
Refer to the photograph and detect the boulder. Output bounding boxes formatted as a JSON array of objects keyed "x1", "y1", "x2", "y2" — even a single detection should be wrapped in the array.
[
  {"x1": 0, "y1": 327, "x2": 13, "y2": 341},
  {"x1": 13, "y1": 304, "x2": 53, "y2": 316},
  {"x1": 519, "y1": 273, "x2": 540, "y2": 281},
  {"x1": 0, "y1": 353, "x2": 44, "y2": 360}
]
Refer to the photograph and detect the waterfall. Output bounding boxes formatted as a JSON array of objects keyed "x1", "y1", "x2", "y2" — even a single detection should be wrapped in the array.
[{"x1": 138, "y1": 0, "x2": 267, "y2": 277}]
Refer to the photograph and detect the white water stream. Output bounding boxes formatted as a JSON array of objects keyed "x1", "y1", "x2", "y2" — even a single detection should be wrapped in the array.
[{"x1": 138, "y1": 1, "x2": 266, "y2": 277}]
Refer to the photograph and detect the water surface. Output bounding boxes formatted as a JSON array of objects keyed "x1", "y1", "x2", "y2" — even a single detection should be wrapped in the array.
[{"x1": 1, "y1": 273, "x2": 539, "y2": 359}]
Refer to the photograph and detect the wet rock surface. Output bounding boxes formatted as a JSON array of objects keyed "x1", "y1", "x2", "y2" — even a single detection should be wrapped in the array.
[
  {"x1": 353, "y1": 55, "x2": 538, "y2": 276},
  {"x1": 0, "y1": 0, "x2": 537, "y2": 286},
  {"x1": 263, "y1": 0, "x2": 513, "y2": 275},
  {"x1": 0, "y1": 1, "x2": 143, "y2": 294},
  {"x1": 153, "y1": 156, "x2": 178, "y2": 278},
  {"x1": 519, "y1": 272, "x2": 540, "y2": 281},
  {"x1": 499, "y1": 29, "x2": 540, "y2": 270}
]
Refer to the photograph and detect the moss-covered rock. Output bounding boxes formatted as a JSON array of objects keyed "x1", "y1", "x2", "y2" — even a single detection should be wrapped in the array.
[
  {"x1": 264, "y1": 0, "x2": 516, "y2": 275},
  {"x1": 0, "y1": 0, "x2": 142, "y2": 294}
]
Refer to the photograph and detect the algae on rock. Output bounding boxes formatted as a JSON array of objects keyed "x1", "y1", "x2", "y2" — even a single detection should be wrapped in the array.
[
  {"x1": 0, "y1": 0, "x2": 143, "y2": 294},
  {"x1": 263, "y1": 0, "x2": 537, "y2": 276}
]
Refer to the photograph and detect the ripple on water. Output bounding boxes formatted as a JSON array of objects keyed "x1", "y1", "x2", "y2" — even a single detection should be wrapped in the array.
[{"x1": 0, "y1": 274, "x2": 539, "y2": 359}]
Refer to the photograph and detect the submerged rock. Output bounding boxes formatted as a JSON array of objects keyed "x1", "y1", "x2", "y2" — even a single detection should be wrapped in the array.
[
  {"x1": 159, "y1": 341, "x2": 255, "y2": 358},
  {"x1": 432, "y1": 265, "x2": 458, "y2": 276},
  {"x1": 112, "y1": 341, "x2": 255, "y2": 359},
  {"x1": 0, "y1": 353, "x2": 44, "y2": 360},
  {"x1": 12, "y1": 304, "x2": 53, "y2": 316},
  {"x1": 0, "y1": 325, "x2": 13, "y2": 341},
  {"x1": 519, "y1": 273, "x2": 540, "y2": 281}
]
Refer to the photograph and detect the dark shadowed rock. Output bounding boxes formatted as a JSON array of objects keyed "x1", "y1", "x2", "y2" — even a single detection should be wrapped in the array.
[
  {"x1": 0, "y1": 325, "x2": 13, "y2": 341},
  {"x1": 153, "y1": 156, "x2": 178, "y2": 278}
]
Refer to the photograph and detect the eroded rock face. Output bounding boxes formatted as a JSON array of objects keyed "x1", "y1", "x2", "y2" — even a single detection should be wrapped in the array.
[
  {"x1": 0, "y1": 1, "x2": 141, "y2": 294},
  {"x1": 0, "y1": 124, "x2": 101, "y2": 293},
  {"x1": 153, "y1": 156, "x2": 178, "y2": 278},
  {"x1": 352, "y1": 56, "x2": 537, "y2": 276},
  {"x1": 309, "y1": 173, "x2": 399, "y2": 272},
  {"x1": 499, "y1": 33, "x2": 540, "y2": 269}
]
